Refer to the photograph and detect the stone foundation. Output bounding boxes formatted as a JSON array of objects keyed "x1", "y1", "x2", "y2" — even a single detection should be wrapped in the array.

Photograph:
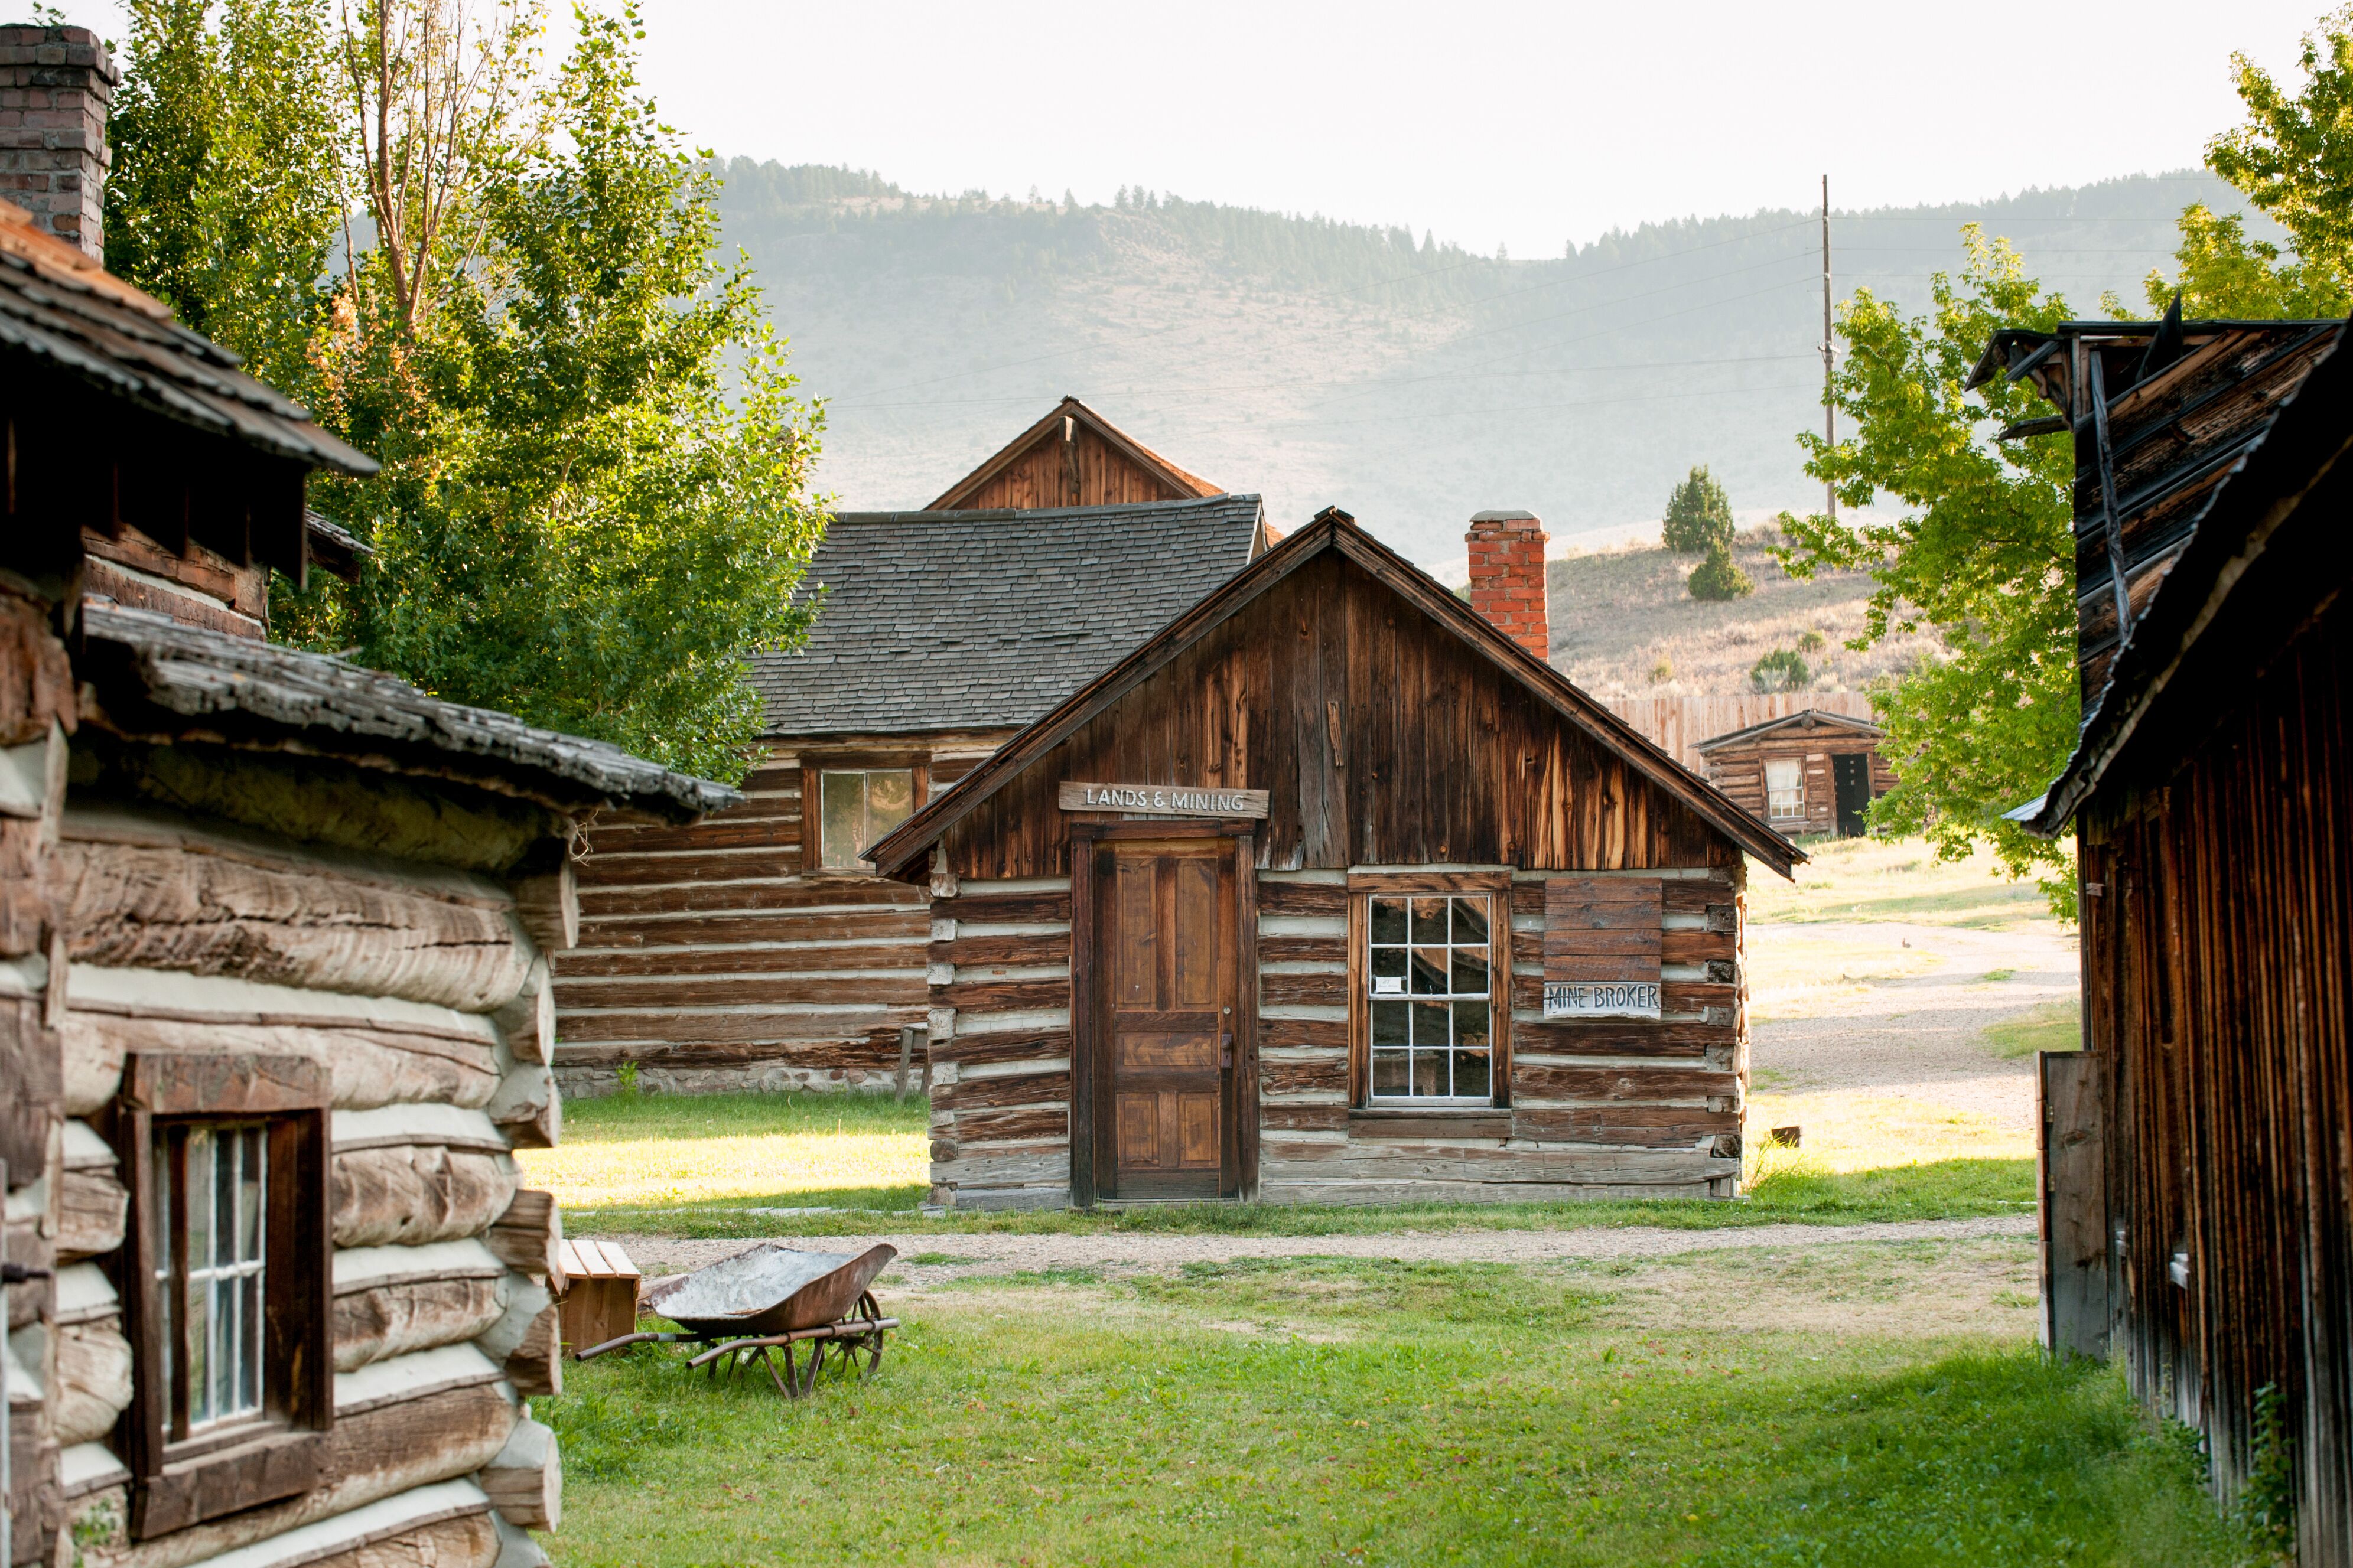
[{"x1": 555, "y1": 1061, "x2": 913, "y2": 1100}]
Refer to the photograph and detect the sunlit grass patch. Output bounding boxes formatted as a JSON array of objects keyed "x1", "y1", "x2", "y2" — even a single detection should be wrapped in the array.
[
  {"x1": 518, "y1": 1090, "x2": 929, "y2": 1210},
  {"x1": 1749, "y1": 1087, "x2": 2032, "y2": 1169},
  {"x1": 1747, "y1": 834, "x2": 2070, "y2": 931},
  {"x1": 1983, "y1": 998, "x2": 2084, "y2": 1060},
  {"x1": 1745, "y1": 926, "x2": 1947, "y2": 1019}
]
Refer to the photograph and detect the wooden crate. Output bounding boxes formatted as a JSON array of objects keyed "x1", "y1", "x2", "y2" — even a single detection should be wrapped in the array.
[{"x1": 557, "y1": 1238, "x2": 642, "y2": 1354}]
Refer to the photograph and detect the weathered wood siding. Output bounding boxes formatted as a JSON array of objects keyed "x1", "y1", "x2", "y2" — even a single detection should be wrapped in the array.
[
  {"x1": 923, "y1": 877, "x2": 1075, "y2": 1208},
  {"x1": 1703, "y1": 734, "x2": 1895, "y2": 837},
  {"x1": 940, "y1": 420, "x2": 1202, "y2": 511},
  {"x1": 557, "y1": 735, "x2": 1008, "y2": 1094},
  {"x1": 42, "y1": 796, "x2": 565, "y2": 1566},
  {"x1": 2080, "y1": 594, "x2": 2353, "y2": 1554},
  {"x1": 936, "y1": 550, "x2": 1738, "y2": 880}
]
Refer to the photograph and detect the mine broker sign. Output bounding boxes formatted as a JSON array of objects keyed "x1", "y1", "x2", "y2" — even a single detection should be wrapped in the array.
[
  {"x1": 1059, "y1": 781, "x2": 1271, "y2": 819},
  {"x1": 1542, "y1": 980, "x2": 1662, "y2": 1019}
]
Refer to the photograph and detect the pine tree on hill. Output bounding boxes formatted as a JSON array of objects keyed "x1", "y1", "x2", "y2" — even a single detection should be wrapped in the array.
[{"x1": 1662, "y1": 465, "x2": 1735, "y2": 554}]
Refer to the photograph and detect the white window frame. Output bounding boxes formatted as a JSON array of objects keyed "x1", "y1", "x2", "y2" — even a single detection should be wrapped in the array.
[
  {"x1": 153, "y1": 1122, "x2": 269, "y2": 1436},
  {"x1": 1363, "y1": 891, "x2": 1498, "y2": 1106},
  {"x1": 1765, "y1": 758, "x2": 1805, "y2": 822}
]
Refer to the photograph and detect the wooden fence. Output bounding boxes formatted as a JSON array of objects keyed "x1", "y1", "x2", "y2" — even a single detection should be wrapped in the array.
[{"x1": 1603, "y1": 692, "x2": 1881, "y2": 774}]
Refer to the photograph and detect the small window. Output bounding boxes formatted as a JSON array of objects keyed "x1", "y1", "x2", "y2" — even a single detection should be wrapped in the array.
[
  {"x1": 1366, "y1": 894, "x2": 1494, "y2": 1102},
  {"x1": 152, "y1": 1123, "x2": 270, "y2": 1436},
  {"x1": 818, "y1": 768, "x2": 915, "y2": 869},
  {"x1": 1765, "y1": 759, "x2": 1804, "y2": 820}
]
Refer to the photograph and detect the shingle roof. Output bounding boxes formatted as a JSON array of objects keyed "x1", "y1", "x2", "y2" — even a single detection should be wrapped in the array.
[
  {"x1": 1694, "y1": 709, "x2": 1884, "y2": 752},
  {"x1": 80, "y1": 602, "x2": 738, "y2": 823},
  {"x1": 749, "y1": 494, "x2": 1266, "y2": 737},
  {"x1": 0, "y1": 200, "x2": 376, "y2": 477}
]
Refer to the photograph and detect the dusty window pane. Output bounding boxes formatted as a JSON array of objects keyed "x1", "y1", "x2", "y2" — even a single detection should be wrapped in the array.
[
  {"x1": 1372, "y1": 1050, "x2": 1408, "y2": 1095},
  {"x1": 1452, "y1": 999, "x2": 1490, "y2": 1047},
  {"x1": 819, "y1": 772, "x2": 864, "y2": 868},
  {"x1": 1371, "y1": 897, "x2": 1408, "y2": 945},
  {"x1": 1451, "y1": 897, "x2": 1490, "y2": 946},
  {"x1": 1410, "y1": 897, "x2": 1449, "y2": 944},
  {"x1": 1410, "y1": 947, "x2": 1450, "y2": 995},
  {"x1": 1450, "y1": 946, "x2": 1489, "y2": 995},
  {"x1": 866, "y1": 769, "x2": 915, "y2": 837},
  {"x1": 1453, "y1": 1051, "x2": 1492, "y2": 1100},
  {"x1": 1371, "y1": 946, "x2": 1408, "y2": 982},
  {"x1": 1372, "y1": 1001, "x2": 1410, "y2": 1045},
  {"x1": 1411, "y1": 1000, "x2": 1450, "y2": 1047},
  {"x1": 1411, "y1": 1052, "x2": 1445, "y2": 1097}
]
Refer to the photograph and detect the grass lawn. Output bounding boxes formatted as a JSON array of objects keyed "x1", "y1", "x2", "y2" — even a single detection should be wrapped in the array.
[
  {"x1": 1746, "y1": 835, "x2": 2066, "y2": 931},
  {"x1": 519, "y1": 1091, "x2": 2031, "y2": 1238},
  {"x1": 536, "y1": 1250, "x2": 2243, "y2": 1566},
  {"x1": 1983, "y1": 1000, "x2": 2085, "y2": 1060}
]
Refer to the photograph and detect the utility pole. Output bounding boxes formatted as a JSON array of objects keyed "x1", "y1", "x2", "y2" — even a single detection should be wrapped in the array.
[{"x1": 1821, "y1": 174, "x2": 1837, "y2": 523}]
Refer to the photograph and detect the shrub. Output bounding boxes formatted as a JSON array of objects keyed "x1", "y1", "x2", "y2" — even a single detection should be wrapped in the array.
[
  {"x1": 1662, "y1": 465, "x2": 1736, "y2": 554},
  {"x1": 1797, "y1": 629, "x2": 1827, "y2": 653},
  {"x1": 1648, "y1": 657, "x2": 1674, "y2": 684},
  {"x1": 1751, "y1": 648, "x2": 1811, "y2": 692},
  {"x1": 1688, "y1": 543, "x2": 1755, "y2": 601}
]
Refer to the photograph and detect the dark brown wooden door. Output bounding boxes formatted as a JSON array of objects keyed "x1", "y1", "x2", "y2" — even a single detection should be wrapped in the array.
[{"x1": 1092, "y1": 840, "x2": 1236, "y2": 1200}]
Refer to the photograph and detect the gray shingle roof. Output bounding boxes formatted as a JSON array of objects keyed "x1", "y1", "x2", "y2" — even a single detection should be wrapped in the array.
[{"x1": 750, "y1": 494, "x2": 1265, "y2": 736}]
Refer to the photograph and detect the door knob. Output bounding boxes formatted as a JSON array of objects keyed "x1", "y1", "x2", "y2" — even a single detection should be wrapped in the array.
[{"x1": 1220, "y1": 1031, "x2": 1234, "y2": 1068}]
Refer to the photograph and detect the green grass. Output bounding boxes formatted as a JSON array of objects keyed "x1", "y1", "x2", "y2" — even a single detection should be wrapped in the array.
[
  {"x1": 562, "y1": 1090, "x2": 930, "y2": 1138},
  {"x1": 1746, "y1": 836, "x2": 2068, "y2": 931},
  {"x1": 538, "y1": 1257, "x2": 2243, "y2": 1566},
  {"x1": 1983, "y1": 1000, "x2": 2085, "y2": 1061}
]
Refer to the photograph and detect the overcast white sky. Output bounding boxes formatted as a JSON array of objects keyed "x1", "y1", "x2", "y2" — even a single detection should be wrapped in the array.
[{"x1": 60, "y1": 0, "x2": 2336, "y2": 253}]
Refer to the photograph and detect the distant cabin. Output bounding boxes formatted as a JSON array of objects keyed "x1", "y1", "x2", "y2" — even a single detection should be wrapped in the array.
[
  {"x1": 1695, "y1": 709, "x2": 1893, "y2": 839},
  {"x1": 554, "y1": 406, "x2": 1270, "y2": 1096}
]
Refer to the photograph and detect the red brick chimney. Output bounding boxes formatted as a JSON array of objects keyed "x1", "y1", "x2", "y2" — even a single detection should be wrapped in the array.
[
  {"x1": 0, "y1": 24, "x2": 116, "y2": 259},
  {"x1": 1465, "y1": 509, "x2": 1549, "y2": 660}
]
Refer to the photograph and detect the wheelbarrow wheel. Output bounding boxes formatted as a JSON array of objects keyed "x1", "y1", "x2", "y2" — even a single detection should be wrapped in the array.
[{"x1": 845, "y1": 1291, "x2": 887, "y2": 1380}]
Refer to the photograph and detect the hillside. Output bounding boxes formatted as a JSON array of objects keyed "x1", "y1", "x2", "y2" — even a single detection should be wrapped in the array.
[
  {"x1": 719, "y1": 160, "x2": 2273, "y2": 566},
  {"x1": 1544, "y1": 529, "x2": 1942, "y2": 700}
]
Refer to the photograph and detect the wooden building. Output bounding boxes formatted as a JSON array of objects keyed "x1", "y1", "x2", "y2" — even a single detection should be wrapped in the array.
[
  {"x1": 864, "y1": 506, "x2": 1801, "y2": 1210},
  {"x1": 1975, "y1": 311, "x2": 2353, "y2": 1559},
  {"x1": 555, "y1": 425, "x2": 1269, "y2": 1097},
  {"x1": 1695, "y1": 709, "x2": 1893, "y2": 839},
  {"x1": 925, "y1": 396, "x2": 1222, "y2": 511},
  {"x1": 1, "y1": 51, "x2": 733, "y2": 1566}
]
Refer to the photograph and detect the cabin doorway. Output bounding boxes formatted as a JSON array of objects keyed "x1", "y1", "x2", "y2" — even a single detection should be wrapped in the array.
[
  {"x1": 1833, "y1": 754, "x2": 1872, "y2": 837},
  {"x1": 1076, "y1": 830, "x2": 1247, "y2": 1202}
]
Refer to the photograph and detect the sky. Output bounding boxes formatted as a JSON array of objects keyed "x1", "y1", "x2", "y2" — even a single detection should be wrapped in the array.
[{"x1": 56, "y1": 1, "x2": 2337, "y2": 254}]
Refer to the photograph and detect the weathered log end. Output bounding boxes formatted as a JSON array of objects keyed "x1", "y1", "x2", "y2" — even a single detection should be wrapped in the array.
[
  {"x1": 477, "y1": 1417, "x2": 561, "y2": 1533},
  {"x1": 509, "y1": 860, "x2": 578, "y2": 956},
  {"x1": 487, "y1": 1065, "x2": 560, "y2": 1150},
  {"x1": 492, "y1": 959, "x2": 555, "y2": 1067},
  {"x1": 499, "y1": 1298, "x2": 564, "y2": 1400},
  {"x1": 485, "y1": 1190, "x2": 565, "y2": 1289}
]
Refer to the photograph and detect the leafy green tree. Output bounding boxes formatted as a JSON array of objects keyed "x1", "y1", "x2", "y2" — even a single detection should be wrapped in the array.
[
  {"x1": 1749, "y1": 648, "x2": 1808, "y2": 692},
  {"x1": 1661, "y1": 464, "x2": 1734, "y2": 553},
  {"x1": 1687, "y1": 542, "x2": 1753, "y2": 601},
  {"x1": 1775, "y1": 230, "x2": 2079, "y2": 914}
]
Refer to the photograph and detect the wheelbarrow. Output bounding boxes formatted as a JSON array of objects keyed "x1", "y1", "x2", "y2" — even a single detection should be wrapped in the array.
[{"x1": 572, "y1": 1242, "x2": 899, "y2": 1399}]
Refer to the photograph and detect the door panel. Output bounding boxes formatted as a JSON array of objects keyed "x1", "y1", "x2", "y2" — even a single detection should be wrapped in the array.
[
  {"x1": 1833, "y1": 754, "x2": 1872, "y2": 837},
  {"x1": 1093, "y1": 840, "x2": 1236, "y2": 1200}
]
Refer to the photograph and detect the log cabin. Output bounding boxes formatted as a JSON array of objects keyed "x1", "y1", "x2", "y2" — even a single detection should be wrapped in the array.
[
  {"x1": 864, "y1": 506, "x2": 1802, "y2": 1209},
  {"x1": 1974, "y1": 309, "x2": 2353, "y2": 1559},
  {"x1": 0, "y1": 39, "x2": 733, "y2": 1565},
  {"x1": 1695, "y1": 710, "x2": 1894, "y2": 839},
  {"x1": 554, "y1": 416, "x2": 1270, "y2": 1098}
]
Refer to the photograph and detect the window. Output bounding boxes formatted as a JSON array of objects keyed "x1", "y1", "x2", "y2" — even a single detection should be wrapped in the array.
[
  {"x1": 1765, "y1": 758, "x2": 1804, "y2": 820},
  {"x1": 121, "y1": 1053, "x2": 331, "y2": 1540},
  {"x1": 1366, "y1": 894, "x2": 1493, "y2": 1101},
  {"x1": 818, "y1": 767, "x2": 916, "y2": 869}
]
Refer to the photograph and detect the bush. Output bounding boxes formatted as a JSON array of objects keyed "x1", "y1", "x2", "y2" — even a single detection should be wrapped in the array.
[
  {"x1": 1797, "y1": 629, "x2": 1827, "y2": 653},
  {"x1": 1688, "y1": 542, "x2": 1755, "y2": 600},
  {"x1": 1648, "y1": 657, "x2": 1674, "y2": 684},
  {"x1": 1750, "y1": 647, "x2": 1810, "y2": 691},
  {"x1": 1662, "y1": 465, "x2": 1736, "y2": 553}
]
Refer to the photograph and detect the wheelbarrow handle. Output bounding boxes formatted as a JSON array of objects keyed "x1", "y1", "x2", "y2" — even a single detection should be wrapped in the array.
[{"x1": 573, "y1": 1329, "x2": 697, "y2": 1361}]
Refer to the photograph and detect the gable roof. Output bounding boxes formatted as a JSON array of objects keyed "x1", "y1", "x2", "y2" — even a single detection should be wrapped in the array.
[
  {"x1": 2027, "y1": 315, "x2": 2353, "y2": 834},
  {"x1": 747, "y1": 493, "x2": 1267, "y2": 739},
  {"x1": 868, "y1": 507, "x2": 1804, "y2": 879},
  {"x1": 927, "y1": 396, "x2": 1222, "y2": 511},
  {"x1": 0, "y1": 199, "x2": 376, "y2": 479},
  {"x1": 1695, "y1": 708, "x2": 1885, "y2": 753}
]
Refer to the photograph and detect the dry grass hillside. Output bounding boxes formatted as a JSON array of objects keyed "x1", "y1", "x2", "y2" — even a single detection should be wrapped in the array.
[{"x1": 1547, "y1": 527, "x2": 1944, "y2": 699}]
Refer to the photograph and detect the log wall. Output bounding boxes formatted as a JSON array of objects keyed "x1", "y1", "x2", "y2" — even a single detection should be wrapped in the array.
[
  {"x1": 1701, "y1": 732, "x2": 1895, "y2": 838},
  {"x1": 556, "y1": 735, "x2": 1010, "y2": 1096},
  {"x1": 34, "y1": 798, "x2": 567, "y2": 1568}
]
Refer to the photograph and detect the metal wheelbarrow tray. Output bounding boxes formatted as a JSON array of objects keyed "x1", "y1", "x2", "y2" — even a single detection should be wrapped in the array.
[{"x1": 572, "y1": 1242, "x2": 899, "y2": 1399}]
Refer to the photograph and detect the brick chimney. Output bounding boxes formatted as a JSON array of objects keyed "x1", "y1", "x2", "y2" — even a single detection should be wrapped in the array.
[
  {"x1": 0, "y1": 24, "x2": 116, "y2": 259},
  {"x1": 1465, "y1": 509, "x2": 1549, "y2": 660}
]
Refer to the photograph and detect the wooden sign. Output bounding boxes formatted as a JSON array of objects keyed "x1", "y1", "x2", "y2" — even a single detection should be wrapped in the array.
[
  {"x1": 1543, "y1": 876, "x2": 1663, "y2": 1019},
  {"x1": 1058, "y1": 782, "x2": 1270, "y2": 819}
]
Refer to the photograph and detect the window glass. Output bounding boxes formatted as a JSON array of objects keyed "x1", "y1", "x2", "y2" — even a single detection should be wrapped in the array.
[
  {"x1": 1366, "y1": 892, "x2": 1494, "y2": 1102},
  {"x1": 818, "y1": 768, "x2": 917, "y2": 869},
  {"x1": 155, "y1": 1123, "x2": 267, "y2": 1436},
  {"x1": 1766, "y1": 759, "x2": 1804, "y2": 820}
]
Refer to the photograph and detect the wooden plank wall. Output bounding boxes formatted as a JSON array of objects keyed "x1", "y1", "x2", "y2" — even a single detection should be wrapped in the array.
[
  {"x1": 2082, "y1": 595, "x2": 2352, "y2": 1557},
  {"x1": 556, "y1": 735, "x2": 1007, "y2": 1095},
  {"x1": 943, "y1": 423, "x2": 1197, "y2": 512},
  {"x1": 939, "y1": 551, "x2": 1740, "y2": 881},
  {"x1": 1604, "y1": 692, "x2": 1879, "y2": 775},
  {"x1": 1702, "y1": 732, "x2": 1895, "y2": 837}
]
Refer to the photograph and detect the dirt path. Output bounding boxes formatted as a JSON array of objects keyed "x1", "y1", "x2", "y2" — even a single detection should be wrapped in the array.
[{"x1": 623, "y1": 1214, "x2": 2035, "y2": 1289}]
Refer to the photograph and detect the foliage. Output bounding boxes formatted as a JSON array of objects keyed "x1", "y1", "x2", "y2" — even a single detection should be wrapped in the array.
[
  {"x1": 1749, "y1": 647, "x2": 1810, "y2": 692},
  {"x1": 1775, "y1": 230, "x2": 2081, "y2": 919},
  {"x1": 2232, "y1": 1382, "x2": 2299, "y2": 1559},
  {"x1": 1796, "y1": 629, "x2": 1826, "y2": 652},
  {"x1": 1661, "y1": 463, "x2": 1735, "y2": 553},
  {"x1": 1687, "y1": 542, "x2": 1753, "y2": 601},
  {"x1": 103, "y1": 0, "x2": 345, "y2": 396}
]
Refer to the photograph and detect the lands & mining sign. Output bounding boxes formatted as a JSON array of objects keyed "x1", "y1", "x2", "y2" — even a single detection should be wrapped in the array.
[{"x1": 1057, "y1": 782, "x2": 1270, "y2": 819}]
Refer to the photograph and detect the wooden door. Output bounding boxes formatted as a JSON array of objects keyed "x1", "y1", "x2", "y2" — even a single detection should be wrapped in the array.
[{"x1": 1091, "y1": 840, "x2": 1237, "y2": 1200}]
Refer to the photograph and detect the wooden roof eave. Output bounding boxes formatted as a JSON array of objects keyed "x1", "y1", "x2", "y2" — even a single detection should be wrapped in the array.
[
  {"x1": 868, "y1": 510, "x2": 1805, "y2": 881},
  {"x1": 1694, "y1": 709, "x2": 1886, "y2": 752},
  {"x1": 925, "y1": 396, "x2": 1221, "y2": 510}
]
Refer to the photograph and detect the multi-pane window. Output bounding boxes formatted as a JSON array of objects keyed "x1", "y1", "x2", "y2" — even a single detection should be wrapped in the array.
[
  {"x1": 152, "y1": 1123, "x2": 268, "y2": 1435},
  {"x1": 818, "y1": 768, "x2": 915, "y2": 869},
  {"x1": 1765, "y1": 759, "x2": 1804, "y2": 821},
  {"x1": 1367, "y1": 894, "x2": 1493, "y2": 1101}
]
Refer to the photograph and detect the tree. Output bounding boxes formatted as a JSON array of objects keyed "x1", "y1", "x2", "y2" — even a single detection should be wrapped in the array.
[
  {"x1": 1661, "y1": 464, "x2": 1734, "y2": 554},
  {"x1": 1687, "y1": 542, "x2": 1753, "y2": 601},
  {"x1": 1775, "y1": 230, "x2": 2080, "y2": 915},
  {"x1": 1749, "y1": 648, "x2": 1808, "y2": 693}
]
